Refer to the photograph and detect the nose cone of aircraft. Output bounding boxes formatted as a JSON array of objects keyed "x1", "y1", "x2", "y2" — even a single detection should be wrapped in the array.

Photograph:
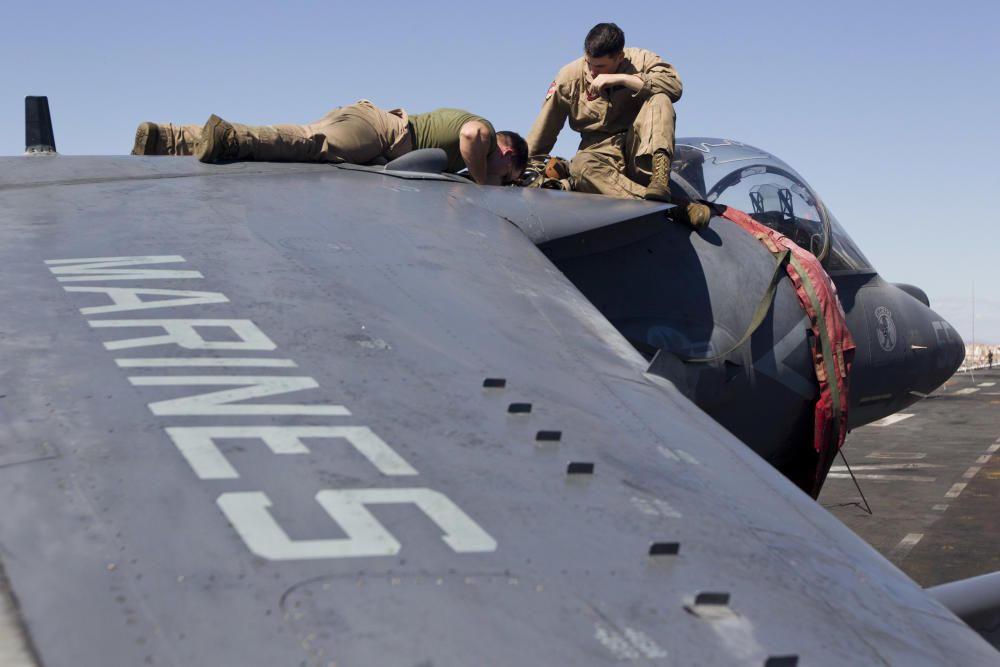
[
  {"x1": 913, "y1": 304, "x2": 966, "y2": 391},
  {"x1": 847, "y1": 282, "x2": 965, "y2": 427}
]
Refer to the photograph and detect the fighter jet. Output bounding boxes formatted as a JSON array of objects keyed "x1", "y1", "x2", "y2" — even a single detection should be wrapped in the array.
[
  {"x1": 532, "y1": 138, "x2": 965, "y2": 494},
  {"x1": 0, "y1": 97, "x2": 994, "y2": 665}
]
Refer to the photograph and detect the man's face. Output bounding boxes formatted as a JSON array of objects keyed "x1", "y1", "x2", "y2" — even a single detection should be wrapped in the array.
[
  {"x1": 487, "y1": 138, "x2": 522, "y2": 185},
  {"x1": 586, "y1": 52, "x2": 624, "y2": 78}
]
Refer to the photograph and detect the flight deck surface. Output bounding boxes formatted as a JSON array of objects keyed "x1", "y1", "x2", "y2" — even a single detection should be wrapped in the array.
[{"x1": 821, "y1": 367, "x2": 1000, "y2": 587}]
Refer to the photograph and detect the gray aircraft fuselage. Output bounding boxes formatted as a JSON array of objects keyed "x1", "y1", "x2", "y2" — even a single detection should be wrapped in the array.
[
  {"x1": 0, "y1": 105, "x2": 993, "y2": 663},
  {"x1": 537, "y1": 138, "x2": 963, "y2": 492}
]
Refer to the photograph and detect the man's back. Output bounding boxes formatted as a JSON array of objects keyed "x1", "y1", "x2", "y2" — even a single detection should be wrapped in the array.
[{"x1": 409, "y1": 109, "x2": 496, "y2": 173}]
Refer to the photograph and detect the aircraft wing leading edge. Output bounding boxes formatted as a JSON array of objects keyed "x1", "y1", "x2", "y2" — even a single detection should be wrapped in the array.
[{"x1": 0, "y1": 157, "x2": 995, "y2": 665}]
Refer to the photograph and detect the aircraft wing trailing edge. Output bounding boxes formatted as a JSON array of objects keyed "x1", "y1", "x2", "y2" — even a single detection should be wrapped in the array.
[{"x1": 0, "y1": 154, "x2": 996, "y2": 665}]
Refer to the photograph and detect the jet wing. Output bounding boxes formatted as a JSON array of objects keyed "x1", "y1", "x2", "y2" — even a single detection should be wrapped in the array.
[{"x1": 0, "y1": 156, "x2": 995, "y2": 666}]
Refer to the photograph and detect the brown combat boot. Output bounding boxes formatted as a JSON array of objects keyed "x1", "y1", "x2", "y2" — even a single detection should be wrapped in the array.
[
  {"x1": 131, "y1": 122, "x2": 160, "y2": 156},
  {"x1": 644, "y1": 150, "x2": 672, "y2": 202},
  {"x1": 196, "y1": 115, "x2": 241, "y2": 163}
]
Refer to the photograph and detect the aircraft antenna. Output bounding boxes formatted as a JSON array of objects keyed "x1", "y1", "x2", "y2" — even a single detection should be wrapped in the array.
[
  {"x1": 835, "y1": 449, "x2": 872, "y2": 515},
  {"x1": 969, "y1": 281, "x2": 977, "y2": 380},
  {"x1": 25, "y1": 96, "x2": 56, "y2": 154}
]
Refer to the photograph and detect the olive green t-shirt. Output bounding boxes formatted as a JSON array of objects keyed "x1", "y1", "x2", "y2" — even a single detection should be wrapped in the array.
[{"x1": 409, "y1": 108, "x2": 496, "y2": 173}]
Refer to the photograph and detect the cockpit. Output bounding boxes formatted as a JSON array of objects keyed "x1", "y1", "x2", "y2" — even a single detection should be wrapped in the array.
[{"x1": 671, "y1": 138, "x2": 874, "y2": 274}]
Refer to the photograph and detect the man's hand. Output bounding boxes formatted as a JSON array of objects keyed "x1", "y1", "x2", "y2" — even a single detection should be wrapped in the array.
[
  {"x1": 459, "y1": 120, "x2": 493, "y2": 184},
  {"x1": 587, "y1": 73, "x2": 618, "y2": 98},
  {"x1": 666, "y1": 198, "x2": 714, "y2": 232},
  {"x1": 587, "y1": 73, "x2": 644, "y2": 99}
]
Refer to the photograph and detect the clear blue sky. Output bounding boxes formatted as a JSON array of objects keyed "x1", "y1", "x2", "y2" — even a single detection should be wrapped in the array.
[{"x1": 3, "y1": 1, "x2": 998, "y2": 341}]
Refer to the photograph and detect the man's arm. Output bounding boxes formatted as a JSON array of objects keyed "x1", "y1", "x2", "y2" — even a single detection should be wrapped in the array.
[
  {"x1": 584, "y1": 51, "x2": 682, "y2": 102},
  {"x1": 526, "y1": 86, "x2": 568, "y2": 156},
  {"x1": 631, "y1": 50, "x2": 683, "y2": 102},
  {"x1": 459, "y1": 120, "x2": 493, "y2": 184},
  {"x1": 588, "y1": 73, "x2": 645, "y2": 97}
]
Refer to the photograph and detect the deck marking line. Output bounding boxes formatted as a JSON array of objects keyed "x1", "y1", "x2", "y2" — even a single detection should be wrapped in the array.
[
  {"x1": 988, "y1": 443, "x2": 1000, "y2": 453},
  {"x1": 825, "y1": 473, "x2": 935, "y2": 482},
  {"x1": 945, "y1": 483, "x2": 967, "y2": 498},
  {"x1": 963, "y1": 467, "x2": 982, "y2": 479},
  {"x1": 979, "y1": 382, "x2": 997, "y2": 387},
  {"x1": 829, "y1": 463, "x2": 940, "y2": 471},
  {"x1": 866, "y1": 451, "x2": 926, "y2": 460},
  {"x1": 891, "y1": 533, "x2": 924, "y2": 559},
  {"x1": 977, "y1": 455, "x2": 992, "y2": 464},
  {"x1": 954, "y1": 387, "x2": 980, "y2": 395},
  {"x1": 932, "y1": 504, "x2": 949, "y2": 512},
  {"x1": 870, "y1": 413, "x2": 915, "y2": 427}
]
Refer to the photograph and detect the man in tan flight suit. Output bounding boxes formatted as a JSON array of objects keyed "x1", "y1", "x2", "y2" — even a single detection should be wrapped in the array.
[
  {"x1": 527, "y1": 23, "x2": 710, "y2": 227},
  {"x1": 132, "y1": 101, "x2": 528, "y2": 186}
]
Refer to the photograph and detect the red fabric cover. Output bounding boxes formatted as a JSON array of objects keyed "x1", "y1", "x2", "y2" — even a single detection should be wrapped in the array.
[{"x1": 719, "y1": 206, "x2": 856, "y2": 495}]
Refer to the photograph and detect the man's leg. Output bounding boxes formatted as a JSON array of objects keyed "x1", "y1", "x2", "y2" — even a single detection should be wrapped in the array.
[
  {"x1": 628, "y1": 95, "x2": 711, "y2": 229},
  {"x1": 625, "y1": 93, "x2": 675, "y2": 200},
  {"x1": 131, "y1": 123, "x2": 203, "y2": 156},
  {"x1": 310, "y1": 100, "x2": 410, "y2": 164},
  {"x1": 569, "y1": 134, "x2": 646, "y2": 199},
  {"x1": 197, "y1": 101, "x2": 409, "y2": 164},
  {"x1": 196, "y1": 112, "x2": 336, "y2": 162}
]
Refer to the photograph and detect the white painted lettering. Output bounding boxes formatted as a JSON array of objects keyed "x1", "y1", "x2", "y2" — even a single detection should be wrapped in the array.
[
  {"x1": 65, "y1": 287, "x2": 228, "y2": 315},
  {"x1": 165, "y1": 426, "x2": 417, "y2": 479},
  {"x1": 129, "y1": 376, "x2": 350, "y2": 416},
  {"x1": 91, "y1": 319, "x2": 276, "y2": 351},
  {"x1": 218, "y1": 489, "x2": 497, "y2": 560},
  {"x1": 116, "y1": 358, "x2": 297, "y2": 368},
  {"x1": 46, "y1": 254, "x2": 498, "y2": 561},
  {"x1": 45, "y1": 255, "x2": 202, "y2": 282}
]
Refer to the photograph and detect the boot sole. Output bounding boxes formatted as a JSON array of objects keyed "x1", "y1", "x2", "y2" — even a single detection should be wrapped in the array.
[
  {"x1": 131, "y1": 122, "x2": 159, "y2": 156},
  {"x1": 196, "y1": 115, "x2": 225, "y2": 163},
  {"x1": 644, "y1": 187, "x2": 672, "y2": 202}
]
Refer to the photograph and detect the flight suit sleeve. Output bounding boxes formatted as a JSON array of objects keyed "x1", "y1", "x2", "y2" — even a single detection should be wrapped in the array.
[
  {"x1": 526, "y1": 81, "x2": 569, "y2": 156},
  {"x1": 631, "y1": 50, "x2": 683, "y2": 103}
]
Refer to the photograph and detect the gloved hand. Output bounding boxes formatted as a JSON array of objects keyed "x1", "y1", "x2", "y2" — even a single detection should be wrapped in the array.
[
  {"x1": 667, "y1": 198, "x2": 713, "y2": 232},
  {"x1": 544, "y1": 157, "x2": 570, "y2": 180},
  {"x1": 684, "y1": 201, "x2": 712, "y2": 231}
]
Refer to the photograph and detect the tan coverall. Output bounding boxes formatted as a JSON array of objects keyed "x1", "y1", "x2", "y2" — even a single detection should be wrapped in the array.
[
  {"x1": 526, "y1": 47, "x2": 682, "y2": 199},
  {"x1": 146, "y1": 100, "x2": 411, "y2": 163}
]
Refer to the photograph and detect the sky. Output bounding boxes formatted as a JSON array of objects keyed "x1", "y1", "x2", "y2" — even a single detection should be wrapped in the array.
[{"x1": 3, "y1": 1, "x2": 999, "y2": 341}]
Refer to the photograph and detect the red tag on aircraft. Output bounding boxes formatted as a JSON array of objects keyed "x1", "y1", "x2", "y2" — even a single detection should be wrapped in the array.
[{"x1": 545, "y1": 81, "x2": 556, "y2": 101}]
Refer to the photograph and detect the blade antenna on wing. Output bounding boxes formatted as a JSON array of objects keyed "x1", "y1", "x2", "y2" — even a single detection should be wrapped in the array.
[{"x1": 25, "y1": 96, "x2": 57, "y2": 154}]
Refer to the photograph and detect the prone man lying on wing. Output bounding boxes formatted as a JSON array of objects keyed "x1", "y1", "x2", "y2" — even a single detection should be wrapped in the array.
[{"x1": 132, "y1": 101, "x2": 528, "y2": 186}]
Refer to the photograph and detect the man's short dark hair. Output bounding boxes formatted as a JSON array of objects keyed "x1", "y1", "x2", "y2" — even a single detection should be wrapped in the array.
[
  {"x1": 498, "y1": 130, "x2": 529, "y2": 173},
  {"x1": 584, "y1": 23, "x2": 625, "y2": 58}
]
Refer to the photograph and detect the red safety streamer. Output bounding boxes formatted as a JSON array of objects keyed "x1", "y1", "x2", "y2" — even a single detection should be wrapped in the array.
[{"x1": 719, "y1": 206, "x2": 856, "y2": 496}]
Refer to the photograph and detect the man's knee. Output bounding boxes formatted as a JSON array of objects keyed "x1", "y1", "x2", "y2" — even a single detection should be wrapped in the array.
[
  {"x1": 569, "y1": 150, "x2": 604, "y2": 181},
  {"x1": 569, "y1": 150, "x2": 615, "y2": 193},
  {"x1": 634, "y1": 93, "x2": 675, "y2": 129},
  {"x1": 630, "y1": 93, "x2": 677, "y2": 169},
  {"x1": 571, "y1": 152, "x2": 643, "y2": 198}
]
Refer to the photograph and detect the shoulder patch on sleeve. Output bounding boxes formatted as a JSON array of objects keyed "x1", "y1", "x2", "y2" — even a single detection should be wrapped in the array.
[{"x1": 545, "y1": 81, "x2": 556, "y2": 101}]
